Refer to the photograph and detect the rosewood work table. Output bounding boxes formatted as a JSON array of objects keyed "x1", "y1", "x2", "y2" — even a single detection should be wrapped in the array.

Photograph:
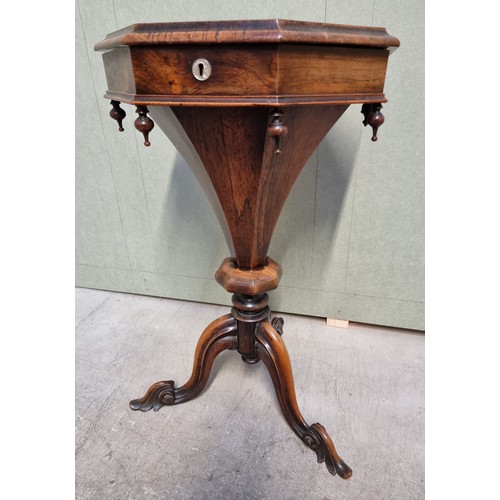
[{"x1": 95, "y1": 19, "x2": 399, "y2": 479}]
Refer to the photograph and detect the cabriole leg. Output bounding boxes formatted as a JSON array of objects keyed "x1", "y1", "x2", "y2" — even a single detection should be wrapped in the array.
[
  {"x1": 130, "y1": 314, "x2": 237, "y2": 412},
  {"x1": 255, "y1": 320, "x2": 352, "y2": 479}
]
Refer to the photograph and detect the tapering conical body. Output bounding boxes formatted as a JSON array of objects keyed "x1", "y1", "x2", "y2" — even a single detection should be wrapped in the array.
[{"x1": 150, "y1": 105, "x2": 348, "y2": 269}]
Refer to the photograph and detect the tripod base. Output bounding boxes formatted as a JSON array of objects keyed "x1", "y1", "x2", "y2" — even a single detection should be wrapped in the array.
[{"x1": 130, "y1": 271, "x2": 352, "y2": 479}]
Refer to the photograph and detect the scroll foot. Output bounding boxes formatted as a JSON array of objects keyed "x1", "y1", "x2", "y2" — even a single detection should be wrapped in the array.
[
  {"x1": 271, "y1": 316, "x2": 284, "y2": 336},
  {"x1": 304, "y1": 423, "x2": 352, "y2": 479},
  {"x1": 130, "y1": 380, "x2": 175, "y2": 412}
]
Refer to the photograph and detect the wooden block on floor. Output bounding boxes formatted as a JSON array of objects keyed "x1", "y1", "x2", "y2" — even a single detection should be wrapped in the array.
[{"x1": 326, "y1": 318, "x2": 349, "y2": 328}]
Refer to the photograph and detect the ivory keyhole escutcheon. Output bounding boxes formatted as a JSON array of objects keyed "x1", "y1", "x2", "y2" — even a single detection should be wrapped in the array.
[{"x1": 192, "y1": 58, "x2": 212, "y2": 81}]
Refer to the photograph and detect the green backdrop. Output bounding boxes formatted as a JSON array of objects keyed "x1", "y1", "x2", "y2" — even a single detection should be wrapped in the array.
[{"x1": 76, "y1": 0, "x2": 424, "y2": 330}]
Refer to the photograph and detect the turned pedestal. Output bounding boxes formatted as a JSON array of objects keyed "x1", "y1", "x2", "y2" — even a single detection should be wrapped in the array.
[{"x1": 95, "y1": 19, "x2": 399, "y2": 478}]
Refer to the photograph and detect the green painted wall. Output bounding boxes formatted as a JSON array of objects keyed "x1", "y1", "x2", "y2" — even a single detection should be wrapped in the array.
[{"x1": 76, "y1": 0, "x2": 424, "y2": 330}]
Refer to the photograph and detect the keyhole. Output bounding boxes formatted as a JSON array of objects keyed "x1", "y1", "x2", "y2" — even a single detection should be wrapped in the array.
[{"x1": 192, "y1": 58, "x2": 211, "y2": 81}]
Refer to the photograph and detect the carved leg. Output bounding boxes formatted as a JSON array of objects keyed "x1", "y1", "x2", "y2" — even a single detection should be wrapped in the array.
[
  {"x1": 255, "y1": 321, "x2": 352, "y2": 479},
  {"x1": 130, "y1": 314, "x2": 238, "y2": 412}
]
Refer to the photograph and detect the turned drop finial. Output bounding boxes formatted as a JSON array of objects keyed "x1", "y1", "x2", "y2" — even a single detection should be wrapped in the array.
[
  {"x1": 361, "y1": 103, "x2": 385, "y2": 142},
  {"x1": 267, "y1": 109, "x2": 288, "y2": 155},
  {"x1": 109, "y1": 100, "x2": 126, "y2": 132},
  {"x1": 134, "y1": 106, "x2": 155, "y2": 147}
]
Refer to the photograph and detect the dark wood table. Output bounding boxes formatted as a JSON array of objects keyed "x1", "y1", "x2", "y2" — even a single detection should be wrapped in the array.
[{"x1": 95, "y1": 19, "x2": 399, "y2": 478}]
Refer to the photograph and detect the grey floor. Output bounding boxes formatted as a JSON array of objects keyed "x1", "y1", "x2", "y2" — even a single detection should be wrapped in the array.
[{"x1": 76, "y1": 288, "x2": 424, "y2": 500}]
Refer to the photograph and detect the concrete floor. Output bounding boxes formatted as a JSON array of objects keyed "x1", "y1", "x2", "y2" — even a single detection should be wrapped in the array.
[{"x1": 76, "y1": 288, "x2": 424, "y2": 500}]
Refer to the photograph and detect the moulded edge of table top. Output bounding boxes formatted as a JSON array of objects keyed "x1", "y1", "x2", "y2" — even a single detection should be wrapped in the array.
[{"x1": 94, "y1": 19, "x2": 400, "y2": 52}]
